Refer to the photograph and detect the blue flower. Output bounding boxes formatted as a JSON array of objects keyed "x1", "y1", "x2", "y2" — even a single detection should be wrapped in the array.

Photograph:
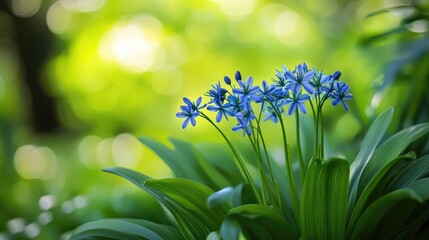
[
  {"x1": 285, "y1": 63, "x2": 315, "y2": 94},
  {"x1": 176, "y1": 97, "x2": 206, "y2": 128},
  {"x1": 207, "y1": 102, "x2": 233, "y2": 122},
  {"x1": 283, "y1": 92, "x2": 310, "y2": 115},
  {"x1": 311, "y1": 69, "x2": 332, "y2": 96},
  {"x1": 206, "y1": 81, "x2": 227, "y2": 105},
  {"x1": 330, "y1": 81, "x2": 353, "y2": 111},
  {"x1": 254, "y1": 80, "x2": 277, "y2": 103},
  {"x1": 224, "y1": 95, "x2": 241, "y2": 115},
  {"x1": 232, "y1": 110, "x2": 255, "y2": 136},
  {"x1": 264, "y1": 106, "x2": 283, "y2": 123},
  {"x1": 232, "y1": 76, "x2": 259, "y2": 104}
]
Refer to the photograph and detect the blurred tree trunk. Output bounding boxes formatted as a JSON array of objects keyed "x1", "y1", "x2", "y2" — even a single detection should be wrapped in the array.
[{"x1": 1, "y1": 1, "x2": 59, "y2": 133}]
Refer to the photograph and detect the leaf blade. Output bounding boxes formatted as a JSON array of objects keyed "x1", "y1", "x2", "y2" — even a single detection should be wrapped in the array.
[{"x1": 300, "y1": 158, "x2": 350, "y2": 240}]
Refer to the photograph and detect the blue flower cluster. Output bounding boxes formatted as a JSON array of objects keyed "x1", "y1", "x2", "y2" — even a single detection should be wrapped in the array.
[{"x1": 177, "y1": 63, "x2": 352, "y2": 135}]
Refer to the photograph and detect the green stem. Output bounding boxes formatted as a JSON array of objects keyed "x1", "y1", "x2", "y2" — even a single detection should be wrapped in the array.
[
  {"x1": 200, "y1": 113, "x2": 263, "y2": 204},
  {"x1": 295, "y1": 111, "x2": 306, "y2": 180},
  {"x1": 314, "y1": 108, "x2": 320, "y2": 159},
  {"x1": 319, "y1": 108, "x2": 324, "y2": 159},
  {"x1": 248, "y1": 135, "x2": 268, "y2": 206},
  {"x1": 277, "y1": 111, "x2": 299, "y2": 221},
  {"x1": 309, "y1": 100, "x2": 318, "y2": 159},
  {"x1": 255, "y1": 116, "x2": 280, "y2": 207}
]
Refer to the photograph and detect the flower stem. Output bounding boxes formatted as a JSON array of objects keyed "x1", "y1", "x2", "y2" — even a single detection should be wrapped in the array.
[
  {"x1": 248, "y1": 135, "x2": 268, "y2": 206},
  {"x1": 200, "y1": 113, "x2": 263, "y2": 204},
  {"x1": 255, "y1": 115, "x2": 281, "y2": 208},
  {"x1": 277, "y1": 110, "x2": 299, "y2": 221},
  {"x1": 295, "y1": 110, "x2": 306, "y2": 180},
  {"x1": 319, "y1": 108, "x2": 325, "y2": 159}
]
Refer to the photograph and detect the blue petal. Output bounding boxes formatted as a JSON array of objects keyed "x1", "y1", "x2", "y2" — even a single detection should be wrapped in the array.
[
  {"x1": 216, "y1": 111, "x2": 223, "y2": 122},
  {"x1": 285, "y1": 71, "x2": 296, "y2": 81},
  {"x1": 176, "y1": 112, "x2": 186, "y2": 118},
  {"x1": 332, "y1": 99, "x2": 341, "y2": 106},
  {"x1": 303, "y1": 71, "x2": 314, "y2": 82},
  {"x1": 182, "y1": 118, "x2": 190, "y2": 129},
  {"x1": 190, "y1": 117, "x2": 197, "y2": 126},
  {"x1": 297, "y1": 102, "x2": 307, "y2": 114},
  {"x1": 341, "y1": 100, "x2": 349, "y2": 111},
  {"x1": 288, "y1": 102, "x2": 297, "y2": 115}
]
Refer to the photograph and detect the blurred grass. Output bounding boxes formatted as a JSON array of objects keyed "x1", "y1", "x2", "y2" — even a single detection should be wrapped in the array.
[{"x1": 1, "y1": 0, "x2": 428, "y2": 239}]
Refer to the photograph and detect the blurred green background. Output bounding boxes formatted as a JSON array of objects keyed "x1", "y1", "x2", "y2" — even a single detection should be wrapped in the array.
[{"x1": 0, "y1": 0, "x2": 428, "y2": 239}]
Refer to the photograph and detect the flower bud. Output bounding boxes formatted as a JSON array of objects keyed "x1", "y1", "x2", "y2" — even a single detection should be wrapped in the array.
[
  {"x1": 332, "y1": 71, "x2": 341, "y2": 80},
  {"x1": 235, "y1": 71, "x2": 242, "y2": 81},
  {"x1": 224, "y1": 76, "x2": 231, "y2": 85}
]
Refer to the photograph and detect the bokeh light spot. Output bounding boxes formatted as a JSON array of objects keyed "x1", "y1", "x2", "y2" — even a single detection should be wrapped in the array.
[
  {"x1": 60, "y1": 0, "x2": 106, "y2": 13},
  {"x1": 14, "y1": 145, "x2": 58, "y2": 179},
  {"x1": 212, "y1": 0, "x2": 256, "y2": 17},
  {"x1": 62, "y1": 201, "x2": 74, "y2": 214},
  {"x1": 11, "y1": 0, "x2": 41, "y2": 18},
  {"x1": 7, "y1": 218, "x2": 25, "y2": 234},
  {"x1": 96, "y1": 138, "x2": 114, "y2": 167},
  {"x1": 38, "y1": 212, "x2": 53, "y2": 225},
  {"x1": 46, "y1": 2, "x2": 75, "y2": 35},
  {"x1": 24, "y1": 223, "x2": 40, "y2": 238},
  {"x1": 79, "y1": 135, "x2": 103, "y2": 169},
  {"x1": 260, "y1": 4, "x2": 308, "y2": 46},
  {"x1": 73, "y1": 195, "x2": 88, "y2": 209},
  {"x1": 39, "y1": 195, "x2": 57, "y2": 211},
  {"x1": 112, "y1": 133, "x2": 142, "y2": 168},
  {"x1": 99, "y1": 15, "x2": 165, "y2": 73}
]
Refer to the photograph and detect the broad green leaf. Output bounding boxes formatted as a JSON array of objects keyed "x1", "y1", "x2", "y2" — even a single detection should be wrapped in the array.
[
  {"x1": 206, "y1": 231, "x2": 221, "y2": 240},
  {"x1": 207, "y1": 184, "x2": 255, "y2": 209},
  {"x1": 350, "y1": 179, "x2": 429, "y2": 240},
  {"x1": 300, "y1": 158, "x2": 349, "y2": 240},
  {"x1": 71, "y1": 219, "x2": 181, "y2": 240},
  {"x1": 139, "y1": 137, "x2": 204, "y2": 183},
  {"x1": 347, "y1": 155, "x2": 413, "y2": 237},
  {"x1": 358, "y1": 123, "x2": 429, "y2": 196},
  {"x1": 222, "y1": 204, "x2": 299, "y2": 240},
  {"x1": 388, "y1": 155, "x2": 429, "y2": 191},
  {"x1": 348, "y1": 108, "x2": 393, "y2": 212},
  {"x1": 104, "y1": 166, "x2": 151, "y2": 189},
  {"x1": 104, "y1": 167, "x2": 228, "y2": 240},
  {"x1": 219, "y1": 217, "x2": 241, "y2": 240},
  {"x1": 194, "y1": 149, "x2": 232, "y2": 189},
  {"x1": 143, "y1": 178, "x2": 229, "y2": 240},
  {"x1": 140, "y1": 137, "x2": 245, "y2": 190}
]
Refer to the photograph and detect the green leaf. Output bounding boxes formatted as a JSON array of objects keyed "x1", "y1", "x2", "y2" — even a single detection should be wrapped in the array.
[
  {"x1": 222, "y1": 204, "x2": 299, "y2": 240},
  {"x1": 300, "y1": 158, "x2": 350, "y2": 240},
  {"x1": 347, "y1": 155, "x2": 413, "y2": 237},
  {"x1": 348, "y1": 108, "x2": 393, "y2": 212},
  {"x1": 388, "y1": 155, "x2": 429, "y2": 191},
  {"x1": 358, "y1": 123, "x2": 429, "y2": 196},
  {"x1": 70, "y1": 219, "x2": 181, "y2": 240},
  {"x1": 140, "y1": 137, "x2": 244, "y2": 190},
  {"x1": 104, "y1": 166, "x2": 151, "y2": 190},
  {"x1": 194, "y1": 149, "x2": 232, "y2": 189},
  {"x1": 144, "y1": 178, "x2": 229, "y2": 240},
  {"x1": 206, "y1": 231, "x2": 221, "y2": 240},
  {"x1": 349, "y1": 179, "x2": 429, "y2": 240},
  {"x1": 104, "y1": 167, "x2": 228, "y2": 240},
  {"x1": 207, "y1": 184, "x2": 255, "y2": 208},
  {"x1": 139, "y1": 137, "x2": 203, "y2": 182}
]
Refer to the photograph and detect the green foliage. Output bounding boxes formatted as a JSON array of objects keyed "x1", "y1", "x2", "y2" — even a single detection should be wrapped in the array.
[
  {"x1": 71, "y1": 108, "x2": 429, "y2": 239},
  {"x1": 300, "y1": 158, "x2": 349, "y2": 240}
]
